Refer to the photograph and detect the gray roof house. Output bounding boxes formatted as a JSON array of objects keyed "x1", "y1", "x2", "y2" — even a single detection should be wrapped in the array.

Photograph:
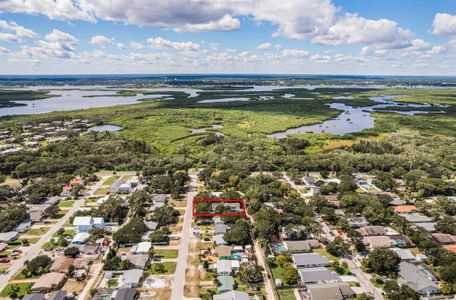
[
  {"x1": 144, "y1": 221, "x2": 158, "y2": 231},
  {"x1": 283, "y1": 240, "x2": 320, "y2": 253},
  {"x1": 298, "y1": 267, "x2": 341, "y2": 284},
  {"x1": 113, "y1": 288, "x2": 137, "y2": 300},
  {"x1": 213, "y1": 290, "x2": 249, "y2": 300},
  {"x1": 0, "y1": 231, "x2": 18, "y2": 242},
  {"x1": 216, "y1": 260, "x2": 233, "y2": 275},
  {"x1": 391, "y1": 248, "x2": 415, "y2": 261},
  {"x1": 214, "y1": 234, "x2": 227, "y2": 245},
  {"x1": 214, "y1": 223, "x2": 229, "y2": 235},
  {"x1": 347, "y1": 216, "x2": 369, "y2": 228},
  {"x1": 22, "y1": 294, "x2": 45, "y2": 300},
  {"x1": 124, "y1": 255, "x2": 150, "y2": 269},
  {"x1": 398, "y1": 262, "x2": 440, "y2": 295},
  {"x1": 415, "y1": 222, "x2": 437, "y2": 232},
  {"x1": 399, "y1": 213, "x2": 432, "y2": 223},
  {"x1": 307, "y1": 282, "x2": 355, "y2": 300},
  {"x1": 48, "y1": 291, "x2": 67, "y2": 300},
  {"x1": 153, "y1": 194, "x2": 167, "y2": 204},
  {"x1": 120, "y1": 269, "x2": 143, "y2": 288},
  {"x1": 292, "y1": 253, "x2": 331, "y2": 268},
  {"x1": 15, "y1": 220, "x2": 32, "y2": 233}
]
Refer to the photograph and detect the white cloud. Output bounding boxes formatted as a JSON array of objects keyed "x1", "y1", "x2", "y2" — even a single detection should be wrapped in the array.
[
  {"x1": 313, "y1": 14, "x2": 413, "y2": 49},
  {"x1": 281, "y1": 48, "x2": 310, "y2": 58},
  {"x1": 147, "y1": 37, "x2": 200, "y2": 52},
  {"x1": 432, "y1": 13, "x2": 456, "y2": 36},
  {"x1": 116, "y1": 43, "x2": 125, "y2": 50},
  {"x1": 0, "y1": 19, "x2": 36, "y2": 42},
  {"x1": 19, "y1": 29, "x2": 79, "y2": 59},
  {"x1": 90, "y1": 35, "x2": 114, "y2": 48},
  {"x1": 0, "y1": 0, "x2": 94, "y2": 22},
  {"x1": 311, "y1": 54, "x2": 331, "y2": 63},
  {"x1": 257, "y1": 42, "x2": 272, "y2": 50},
  {"x1": 175, "y1": 14, "x2": 240, "y2": 32},
  {"x1": 130, "y1": 41, "x2": 144, "y2": 50},
  {"x1": 0, "y1": 46, "x2": 11, "y2": 54}
]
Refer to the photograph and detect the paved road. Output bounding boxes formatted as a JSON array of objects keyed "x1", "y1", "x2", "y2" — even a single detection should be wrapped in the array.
[
  {"x1": 0, "y1": 197, "x2": 85, "y2": 292},
  {"x1": 78, "y1": 262, "x2": 103, "y2": 300},
  {"x1": 253, "y1": 240, "x2": 276, "y2": 300},
  {"x1": 170, "y1": 172, "x2": 197, "y2": 300},
  {"x1": 345, "y1": 259, "x2": 384, "y2": 300}
]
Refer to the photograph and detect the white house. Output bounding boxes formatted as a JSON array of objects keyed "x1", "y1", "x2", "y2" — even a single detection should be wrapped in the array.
[
  {"x1": 133, "y1": 242, "x2": 152, "y2": 254},
  {"x1": 73, "y1": 216, "x2": 105, "y2": 233}
]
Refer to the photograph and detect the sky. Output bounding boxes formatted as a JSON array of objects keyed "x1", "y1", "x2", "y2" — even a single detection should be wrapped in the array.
[{"x1": 1, "y1": 0, "x2": 456, "y2": 75}]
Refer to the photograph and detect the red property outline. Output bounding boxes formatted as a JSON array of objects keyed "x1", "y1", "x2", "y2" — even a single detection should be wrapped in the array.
[{"x1": 192, "y1": 198, "x2": 247, "y2": 217}]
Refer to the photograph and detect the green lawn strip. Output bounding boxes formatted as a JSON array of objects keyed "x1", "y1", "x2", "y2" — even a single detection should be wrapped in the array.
[
  {"x1": 13, "y1": 272, "x2": 39, "y2": 281},
  {"x1": 58, "y1": 200, "x2": 75, "y2": 207},
  {"x1": 24, "y1": 227, "x2": 50, "y2": 236},
  {"x1": 313, "y1": 248, "x2": 338, "y2": 262},
  {"x1": 94, "y1": 187, "x2": 110, "y2": 195},
  {"x1": 147, "y1": 262, "x2": 177, "y2": 275},
  {"x1": 103, "y1": 176, "x2": 119, "y2": 186},
  {"x1": 278, "y1": 288, "x2": 296, "y2": 300},
  {"x1": 154, "y1": 249, "x2": 178, "y2": 259},
  {"x1": 0, "y1": 283, "x2": 33, "y2": 298},
  {"x1": 53, "y1": 229, "x2": 75, "y2": 237}
]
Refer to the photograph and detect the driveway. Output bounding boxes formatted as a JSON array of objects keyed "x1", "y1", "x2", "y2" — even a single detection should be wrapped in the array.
[{"x1": 170, "y1": 171, "x2": 197, "y2": 300}]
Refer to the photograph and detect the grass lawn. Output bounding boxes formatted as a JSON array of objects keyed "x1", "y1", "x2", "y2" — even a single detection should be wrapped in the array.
[
  {"x1": 13, "y1": 271, "x2": 39, "y2": 280},
  {"x1": 0, "y1": 283, "x2": 33, "y2": 298},
  {"x1": 53, "y1": 229, "x2": 75, "y2": 237},
  {"x1": 314, "y1": 248, "x2": 338, "y2": 262},
  {"x1": 103, "y1": 176, "x2": 119, "y2": 186},
  {"x1": 278, "y1": 288, "x2": 296, "y2": 300},
  {"x1": 94, "y1": 187, "x2": 110, "y2": 195},
  {"x1": 154, "y1": 249, "x2": 178, "y2": 259},
  {"x1": 24, "y1": 227, "x2": 50, "y2": 236},
  {"x1": 148, "y1": 262, "x2": 177, "y2": 275},
  {"x1": 270, "y1": 263, "x2": 285, "y2": 282},
  {"x1": 50, "y1": 212, "x2": 65, "y2": 219},
  {"x1": 58, "y1": 200, "x2": 75, "y2": 207}
]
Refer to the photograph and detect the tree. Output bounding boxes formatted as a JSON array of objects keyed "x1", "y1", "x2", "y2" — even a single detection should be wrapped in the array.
[
  {"x1": 64, "y1": 246, "x2": 80, "y2": 258},
  {"x1": 8, "y1": 284, "x2": 20, "y2": 299},
  {"x1": 152, "y1": 263, "x2": 165, "y2": 273},
  {"x1": 149, "y1": 228, "x2": 170, "y2": 244},
  {"x1": 152, "y1": 206, "x2": 179, "y2": 226},
  {"x1": 224, "y1": 219, "x2": 251, "y2": 245},
  {"x1": 383, "y1": 280, "x2": 419, "y2": 300},
  {"x1": 436, "y1": 216, "x2": 456, "y2": 235},
  {"x1": 275, "y1": 254, "x2": 292, "y2": 268},
  {"x1": 326, "y1": 237, "x2": 350, "y2": 257},
  {"x1": 440, "y1": 281, "x2": 456, "y2": 295},
  {"x1": 282, "y1": 263, "x2": 299, "y2": 285},
  {"x1": 239, "y1": 263, "x2": 263, "y2": 283},
  {"x1": 27, "y1": 255, "x2": 52, "y2": 275},
  {"x1": 363, "y1": 248, "x2": 400, "y2": 276},
  {"x1": 439, "y1": 262, "x2": 456, "y2": 284},
  {"x1": 253, "y1": 208, "x2": 281, "y2": 239},
  {"x1": 128, "y1": 190, "x2": 150, "y2": 217},
  {"x1": 67, "y1": 264, "x2": 75, "y2": 277},
  {"x1": 114, "y1": 217, "x2": 147, "y2": 244}
]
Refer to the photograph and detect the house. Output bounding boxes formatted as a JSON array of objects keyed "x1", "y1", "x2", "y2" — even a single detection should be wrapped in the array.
[
  {"x1": 306, "y1": 282, "x2": 355, "y2": 300},
  {"x1": 298, "y1": 267, "x2": 341, "y2": 284},
  {"x1": 80, "y1": 244, "x2": 100, "y2": 255},
  {"x1": 216, "y1": 260, "x2": 233, "y2": 275},
  {"x1": 48, "y1": 290, "x2": 67, "y2": 300},
  {"x1": 231, "y1": 260, "x2": 240, "y2": 271},
  {"x1": 132, "y1": 242, "x2": 151, "y2": 254},
  {"x1": 113, "y1": 288, "x2": 137, "y2": 300},
  {"x1": 15, "y1": 220, "x2": 32, "y2": 233},
  {"x1": 214, "y1": 245, "x2": 232, "y2": 259},
  {"x1": 72, "y1": 232, "x2": 91, "y2": 245},
  {"x1": 29, "y1": 211, "x2": 45, "y2": 222},
  {"x1": 432, "y1": 233, "x2": 456, "y2": 244},
  {"x1": 363, "y1": 236, "x2": 395, "y2": 250},
  {"x1": 31, "y1": 272, "x2": 66, "y2": 292},
  {"x1": 214, "y1": 234, "x2": 227, "y2": 245},
  {"x1": 378, "y1": 192, "x2": 405, "y2": 206},
  {"x1": 124, "y1": 255, "x2": 150, "y2": 269},
  {"x1": 389, "y1": 235, "x2": 413, "y2": 248},
  {"x1": 22, "y1": 294, "x2": 45, "y2": 300},
  {"x1": 399, "y1": 213, "x2": 432, "y2": 223},
  {"x1": 398, "y1": 262, "x2": 440, "y2": 295},
  {"x1": 74, "y1": 257, "x2": 90, "y2": 269},
  {"x1": 283, "y1": 240, "x2": 320, "y2": 253},
  {"x1": 357, "y1": 226, "x2": 387, "y2": 237},
  {"x1": 144, "y1": 221, "x2": 158, "y2": 231},
  {"x1": 120, "y1": 269, "x2": 143, "y2": 288},
  {"x1": 0, "y1": 231, "x2": 18, "y2": 242},
  {"x1": 153, "y1": 194, "x2": 167, "y2": 204},
  {"x1": 443, "y1": 244, "x2": 456, "y2": 253},
  {"x1": 51, "y1": 256, "x2": 75, "y2": 273},
  {"x1": 211, "y1": 202, "x2": 241, "y2": 212},
  {"x1": 213, "y1": 291, "x2": 249, "y2": 300},
  {"x1": 393, "y1": 205, "x2": 417, "y2": 214},
  {"x1": 217, "y1": 275, "x2": 235, "y2": 293},
  {"x1": 0, "y1": 243, "x2": 8, "y2": 252},
  {"x1": 119, "y1": 184, "x2": 132, "y2": 194},
  {"x1": 214, "y1": 223, "x2": 229, "y2": 235},
  {"x1": 391, "y1": 248, "x2": 415, "y2": 261},
  {"x1": 73, "y1": 216, "x2": 105, "y2": 233},
  {"x1": 415, "y1": 222, "x2": 437, "y2": 232},
  {"x1": 347, "y1": 216, "x2": 369, "y2": 228},
  {"x1": 292, "y1": 253, "x2": 331, "y2": 268}
]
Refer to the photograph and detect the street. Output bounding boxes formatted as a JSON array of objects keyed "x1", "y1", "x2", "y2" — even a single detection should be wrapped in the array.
[
  {"x1": 170, "y1": 171, "x2": 197, "y2": 300},
  {"x1": 345, "y1": 259, "x2": 384, "y2": 300},
  {"x1": 0, "y1": 197, "x2": 85, "y2": 292}
]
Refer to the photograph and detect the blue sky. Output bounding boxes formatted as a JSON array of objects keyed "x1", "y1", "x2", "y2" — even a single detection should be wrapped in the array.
[{"x1": 1, "y1": 0, "x2": 456, "y2": 75}]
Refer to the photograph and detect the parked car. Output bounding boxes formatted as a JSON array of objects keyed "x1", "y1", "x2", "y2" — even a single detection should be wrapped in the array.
[{"x1": 0, "y1": 258, "x2": 11, "y2": 263}]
